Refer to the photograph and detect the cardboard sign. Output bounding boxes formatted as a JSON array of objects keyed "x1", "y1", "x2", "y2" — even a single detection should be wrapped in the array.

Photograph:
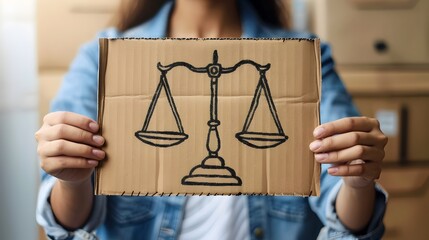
[{"x1": 96, "y1": 38, "x2": 321, "y2": 196}]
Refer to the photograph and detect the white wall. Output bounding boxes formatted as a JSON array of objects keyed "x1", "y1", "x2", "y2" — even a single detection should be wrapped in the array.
[{"x1": 0, "y1": 0, "x2": 39, "y2": 239}]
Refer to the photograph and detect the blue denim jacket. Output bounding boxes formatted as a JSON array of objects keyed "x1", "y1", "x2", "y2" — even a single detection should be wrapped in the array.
[{"x1": 36, "y1": 1, "x2": 387, "y2": 239}]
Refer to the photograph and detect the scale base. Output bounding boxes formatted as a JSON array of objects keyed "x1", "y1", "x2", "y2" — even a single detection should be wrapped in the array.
[{"x1": 182, "y1": 163, "x2": 242, "y2": 186}]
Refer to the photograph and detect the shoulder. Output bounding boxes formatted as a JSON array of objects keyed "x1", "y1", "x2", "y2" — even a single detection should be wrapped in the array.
[
  {"x1": 256, "y1": 22, "x2": 316, "y2": 38},
  {"x1": 95, "y1": 27, "x2": 123, "y2": 38},
  {"x1": 74, "y1": 25, "x2": 143, "y2": 60},
  {"x1": 84, "y1": 15, "x2": 164, "y2": 43},
  {"x1": 257, "y1": 24, "x2": 332, "y2": 59},
  {"x1": 75, "y1": 28, "x2": 121, "y2": 59},
  {"x1": 94, "y1": 25, "x2": 158, "y2": 39}
]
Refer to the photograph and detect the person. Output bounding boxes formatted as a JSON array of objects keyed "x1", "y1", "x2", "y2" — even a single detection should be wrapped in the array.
[{"x1": 35, "y1": 0, "x2": 388, "y2": 239}]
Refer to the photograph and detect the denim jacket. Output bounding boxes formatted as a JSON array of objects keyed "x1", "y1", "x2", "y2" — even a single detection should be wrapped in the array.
[{"x1": 36, "y1": 1, "x2": 387, "y2": 239}]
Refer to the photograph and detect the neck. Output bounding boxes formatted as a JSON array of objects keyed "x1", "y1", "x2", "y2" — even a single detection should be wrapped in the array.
[{"x1": 168, "y1": 0, "x2": 242, "y2": 38}]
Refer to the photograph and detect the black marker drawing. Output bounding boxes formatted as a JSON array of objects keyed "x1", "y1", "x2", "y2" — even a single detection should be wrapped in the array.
[{"x1": 135, "y1": 50, "x2": 288, "y2": 186}]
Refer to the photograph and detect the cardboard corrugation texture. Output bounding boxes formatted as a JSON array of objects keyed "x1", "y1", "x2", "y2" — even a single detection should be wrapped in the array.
[{"x1": 96, "y1": 38, "x2": 321, "y2": 196}]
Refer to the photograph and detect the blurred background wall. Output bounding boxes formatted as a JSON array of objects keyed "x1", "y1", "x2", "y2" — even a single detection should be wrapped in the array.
[
  {"x1": 312, "y1": 1, "x2": 429, "y2": 239},
  {"x1": 0, "y1": 0, "x2": 39, "y2": 239}
]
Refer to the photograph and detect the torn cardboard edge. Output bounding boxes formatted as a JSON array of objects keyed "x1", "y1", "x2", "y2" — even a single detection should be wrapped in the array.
[{"x1": 96, "y1": 38, "x2": 321, "y2": 196}]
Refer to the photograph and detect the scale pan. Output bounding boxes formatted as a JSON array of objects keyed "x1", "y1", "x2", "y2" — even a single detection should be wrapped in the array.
[
  {"x1": 135, "y1": 131, "x2": 188, "y2": 147},
  {"x1": 236, "y1": 132, "x2": 288, "y2": 149}
]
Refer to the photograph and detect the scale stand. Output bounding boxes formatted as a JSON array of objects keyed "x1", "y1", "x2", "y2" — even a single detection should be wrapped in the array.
[{"x1": 135, "y1": 50, "x2": 288, "y2": 186}]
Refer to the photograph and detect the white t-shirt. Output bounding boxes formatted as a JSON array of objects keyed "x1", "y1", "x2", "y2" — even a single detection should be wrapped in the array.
[{"x1": 178, "y1": 196, "x2": 251, "y2": 240}]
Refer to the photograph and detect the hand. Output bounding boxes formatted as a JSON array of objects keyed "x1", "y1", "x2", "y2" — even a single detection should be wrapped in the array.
[
  {"x1": 35, "y1": 111, "x2": 105, "y2": 184},
  {"x1": 309, "y1": 117, "x2": 388, "y2": 189}
]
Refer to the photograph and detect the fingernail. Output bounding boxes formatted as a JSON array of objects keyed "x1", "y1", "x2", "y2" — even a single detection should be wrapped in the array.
[
  {"x1": 87, "y1": 160, "x2": 99, "y2": 166},
  {"x1": 309, "y1": 140, "x2": 322, "y2": 151},
  {"x1": 313, "y1": 127, "x2": 325, "y2": 138},
  {"x1": 93, "y1": 135, "x2": 104, "y2": 145},
  {"x1": 328, "y1": 167, "x2": 338, "y2": 174},
  {"x1": 89, "y1": 122, "x2": 99, "y2": 132},
  {"x1": 92, "y1": 149, "x2": 105, "y2": 158},
  {"x1": 315, "y1": 153, "x2": 328, "y2": 162}
]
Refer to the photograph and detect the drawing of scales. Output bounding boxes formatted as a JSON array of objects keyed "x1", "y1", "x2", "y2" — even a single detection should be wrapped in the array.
[{"x1": 135, "y1": 50, "x2": 288, "y2": 186}]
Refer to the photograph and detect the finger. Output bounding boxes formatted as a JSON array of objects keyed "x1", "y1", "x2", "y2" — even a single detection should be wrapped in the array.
[
  {"x1": 41, "y1": 156, "x2": 100, "y2": 174},
  {"x1": 309, "y1": 132, "x2": 378, "y2": 153},
  {"x1": 314, "y1": 117, "x2": 379, "y2": 139},
  {"x1": 43, "y1": 124, "x2": 104, "y2": 147},
  {"x1": 39, "y1": 140, "x2": 105, "y2": 160},
  {"x1": 43, "y1": 111, "x2": 99, "y2": 133},
  {"x1": 315, "y1": 145, "x2": 384, "y2": 164},
  {"x1": 327, "y1": 162, "x2": 381, "y2": 179}
]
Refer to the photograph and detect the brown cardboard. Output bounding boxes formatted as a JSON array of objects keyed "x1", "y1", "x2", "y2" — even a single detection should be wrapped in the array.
[
  {"x1": 338, "y1": 67, "x2": 429, "y2": 96},
  {"x1": 339, "y1": 68, "x2": 429, "y2": 163},
  {"x1": 314, "y1": 0, "x2": 429, "y2": 65},
  {"x1": 38, "y1": 70, "x2": 65, "y2": 124},
  {"x1": 378, "y1": 167, "x2": 429, "y2": 239},
  {"x1": 96, "y1": 38, "x2": 321, "y2": 196},
  {"x1": 37, "y1": 0, "x2": 119, "y2": 69}
]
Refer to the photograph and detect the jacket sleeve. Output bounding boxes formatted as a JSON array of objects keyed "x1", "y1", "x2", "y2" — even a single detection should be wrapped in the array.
[
  {"x1": 308, "y1": 43, "x2": 387, "y2": 240},
  {"x1": 36, "y1": 29, "x2": 116, "y2": 239},
  {"x1": 36, "y1": 176, "x2": 106, "y2": 240}
]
